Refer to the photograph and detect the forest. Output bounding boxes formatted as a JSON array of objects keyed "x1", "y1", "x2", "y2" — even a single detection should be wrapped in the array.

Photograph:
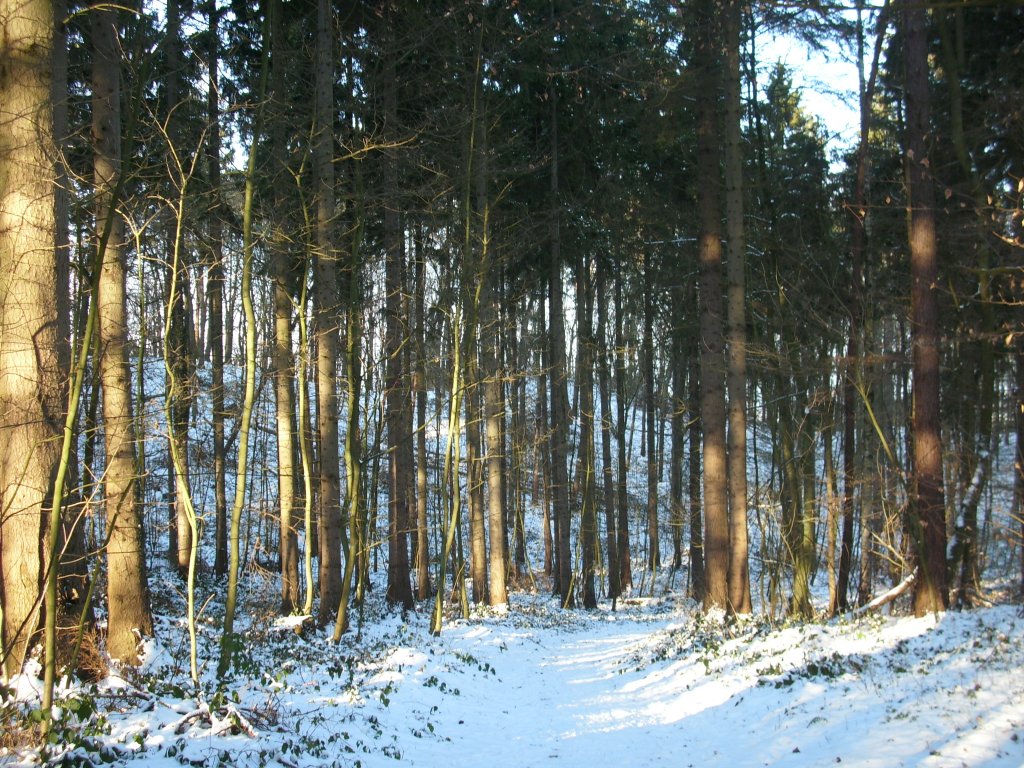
[{"x1": 1, "y1": 0, "x2": 1023, "y2": 764}]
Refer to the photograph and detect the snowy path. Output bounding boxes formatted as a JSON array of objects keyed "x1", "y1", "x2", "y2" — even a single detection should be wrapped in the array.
[
  {"x1": 97, "y1": 598, "x2": 1024, "y2": 768},
  {"x1": 341, "y1": 602, "x2": 1024, "y2": 768}
]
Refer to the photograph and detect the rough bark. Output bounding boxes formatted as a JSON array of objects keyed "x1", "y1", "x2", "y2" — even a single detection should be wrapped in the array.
[
  {"x1": 694, "y1": 0, "x2": 729, "y2": 612},
  {"x1": 0, "y1": 0, "x2": 62, "y2": 676},
  {"x1": 613, "y1": 277, "x2": 633, "y2": 593},
  {"x1": 315, "y1": 0, "x2": 342, "y2": 623},
  {"x1": 92, "y1": 6, "x2": 152, "y2": 663},
  {"x1": 903, "y1": 0, "x2": 949, "y2": 615},
  {"x1": 722, "y1": 0, "x2": 750, "y2": 615},
  {"x1": 206, "y1": 0, "x2": 228, "y2": 578},
  {"x1": 577, "y1": 254, "x2": 598, "y2": 608},
  {"x1": 382, "y1": 43, "x2": 413, "y2": 610},
  {"x1": 643, "y1": 264, "x2": 659, "y2": 572},
  {"x1": 596, "y1": 266, "x2": 620, "y2": 599}
]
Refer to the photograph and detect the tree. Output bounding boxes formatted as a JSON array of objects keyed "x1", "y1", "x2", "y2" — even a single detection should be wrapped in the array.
[
  {"x1": 382, "y1": 19, "x2": 414, "y2": 610},
  {"x1": 902, "y1": 0, "x2": 948, "y2": 615},
  {"x1": 722, "y1": 0, "x2": 750, "y2": 615},
  {"x1": 692, "y1": 0, "x2": 729, "y2": 612},
  {"x1": 315, "y1": 0, "x2": 342, "y2": 623},
  {"x1": 576, "y1": 253, "x2": 598, "y2": 608},
  {"x1": 0, "y1": 0, "x2": 63, "y2": 676},
  {"x1": 164, "y1": 0, "x2": 195, "y2": 581},
  {"x1": 206, "y1": 0, "x2": 229, "y2": 579},
  {"x1": 219, "y1": 4, "x2": 269, "y2": 677},
  {"x1": 92, "y1": 3, "x2": 152, "y2": 664}
]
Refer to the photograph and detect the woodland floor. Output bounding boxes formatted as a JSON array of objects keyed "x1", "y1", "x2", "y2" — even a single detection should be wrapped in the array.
[{"x1": 5, "y1": 569, "x2": 1024, "y2": 767}]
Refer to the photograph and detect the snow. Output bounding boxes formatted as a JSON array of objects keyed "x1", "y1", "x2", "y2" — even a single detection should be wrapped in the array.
[
  {"x1": 5, "y1": 581, "x2": 1023, "y2": 768},
  {"x1": 4, "y1": 360, "x2": 1020, "y2": 766}
]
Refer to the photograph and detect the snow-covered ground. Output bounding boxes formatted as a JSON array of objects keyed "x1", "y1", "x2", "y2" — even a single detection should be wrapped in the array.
[{"x1": 5, "y1": 576, "x2": 1023, "y2": 768}]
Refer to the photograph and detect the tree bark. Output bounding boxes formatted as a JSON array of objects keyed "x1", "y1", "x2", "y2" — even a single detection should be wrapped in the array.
[
  {"x1": 164, "y1": 0, "x2": 194, "y2": 581},
  {"x1": 382, "y1": 41, "x2": 414, "y2": 610},
  {"x1": 903, "y1": 0, "x2": 949, "y2": 615},
  {"x1": 479, "y1": 199, "x2": 508, "y2": 607},
  {"x1": 597, "y1": 265, "x2": 620, "y2": 599},
  {"x1": 693, "y1": 0, "x2": 729, "y2": 612},
  {"x1": 315, "y1": 0, "x2": 342, "y2": 623},
  {"x1": 414, "y1": 237, "x2": 432, "y2": 601},
  {"x1": 722, "y1": 0, "x2": 750, "y2": 615},
  {"x1": 207, "y1": 0, "x2": 228, "y2": 578},
  {"x1": 643, "y1": 262, "x2": 659, "y2": 572},
  {"x1": 614, "y1": 276, "x2": 633, "y2": 593},
  {"x1": 688, "y1": 326, "x2": 706, "y2": 602},
  {"x1": 92, "y1": 5, "x2": 152, "y2": 663},
  {"x1": 577, "y1": 254, "x2": 598, "y2": 608},
  {"x1": 0, "y1": 0, "x2": 62, "y2": 676}
]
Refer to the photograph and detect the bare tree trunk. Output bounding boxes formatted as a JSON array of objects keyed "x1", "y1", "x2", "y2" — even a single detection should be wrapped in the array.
[
  {"x1": 614, "y1": 277, "x2": 633, "y2": 593},
  {"x1": 382, "y1": 45, "x2": 413, "y2": 610},
  {"x1": 837, "y1": 1, "x2": 888, "y2": 616},
  {"x1": 93, "y1": 5, "x2": 152, "y2": 664},
  {"x1": 548, "y1": 86, "x2": 574, "y2": 609},
  {"x1": 597, "y1": 266, "x2": 619, "y2": 599},
  {"x1": 263, "y1": 0, "x2": 300, "y2": 614},
  {"x1": 693, "y1": 0, "x2": 729, "y2": 612},
  {"x1": 688, "y1": 315, "x2": 706, "y2": 602},
  {"x1": 0, "y1": 0, "x2": 62, "y2": 676},
  {"x1": 1015, "y1": 345, "x2": 1024, "y2": 601},
  {"x1": 315, "y1": 0, "x2": 342, "y2": 623},
  {"x1": 334, "y1": 191, "x2": 365, "y2": 637},
  {"x1": 538, "y1": 302, "x2": 553, "y2": 578},
  {"x1": 643, "y1": 263, "x2": 659, "y2": 572},
  {"x1": 722, "y1": 0, "x2": 750, "y2": 615},
  {"x1": 414, "y1": 236, "x2": 432, "y2": 601},
  {"x1": 207, "y1": 0, "x2": 228, "y2": 578},
  {"x1": 670, "y1": 316, "x2": 686, "y2": 571},
  {"x1": 577, "y1": 254, "x2": 598, "y2": 608},
  {"x1": 218, "y1": 11, "x2": 268, "y2": 677},
  {"x1": 937, "y1": 9, "x2": 994, "y2": 609},
  {"x1": 480, "y1": 231, "x2": 508, "y2": 606},
  {"x1": 466, "y1": 356, "x2": 488, "y2": 604},
  {"x1": 903, "y1": 0, "x2": 949, "y2": 615},
  {"x1": 164, "y1": 0, "x2": 194, "y2": 581}
]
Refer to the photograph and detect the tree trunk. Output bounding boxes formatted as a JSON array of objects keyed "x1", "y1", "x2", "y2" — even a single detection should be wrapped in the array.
[
  {"x1": 334, "y1": 192, "x2": 365, "y2": 637},
  {"x1": 937, "y1": 9, "x2": 995, "y2": 609},
  {"x1": 903, "y1": 0, "x2": 949, "y2": 615},
  {"x1": 548, "y1": 87, "x2": 574, "y2": 609},
  {"x1": 218, "y1": 12, "x2": 268, "y2": 677},
  {"x1": 722, "y1": 0, "x2": 750, "y2": 615},
  {"x1": 0, "y1": 0, "x2": 62, "y2": 676},
  {"x1": 643, "y1": 263, "x2": 659, "y2": 572},
  {"x1": 207, "y1": 0, "x2": 228, "y2": 578},
  {"x1": 597, "y1": 265, "x2": 620, "y2": 599},
  {"x1": 614, "y1": 277, "x2": 633, "y2": 593},
  {"x1": 263, "y1": 0, "x2": 300, "y2": 614},
  {"x1": 687, "y1": 303, "x2": 706, "y2": 602},
  {"x1": 577, "y1": 254, "x2": 598, "y2": 608},
  {"x1": 414, "y1": 237, "x2": 432, "y2": 601},
  {"x1": 1015, "y1": 344, "x2": 1024, "y2": 601},
  {"x1": 694, "y1": 0, "x2": 729, "y2": 612},
  {"x1": 480, "y1": 217, "x2": 508, "y2": 607},
  {"x1": 669, "y1": 314, "x2": 686, "y2": 571},
  {"x1": 315, "y1": 0, "x2": 342, "y2": 623},
  {"x1": 466, "y1": 356, "x2": 488, "y2": 604},
  {"x1": 383, "y1": 46, "x2": 413, "y2": 610},
  {"x1": 93, "y1": 6, "x2": 152, "y2": 664},
  {"x1": 163, "y1": 0, "x2": 194, "y2": 581}
]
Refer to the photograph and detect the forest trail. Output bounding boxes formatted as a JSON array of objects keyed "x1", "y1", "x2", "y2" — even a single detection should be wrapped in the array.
[{"x1": 341, "y1": 600, "x2": 1024, "y2": 768}]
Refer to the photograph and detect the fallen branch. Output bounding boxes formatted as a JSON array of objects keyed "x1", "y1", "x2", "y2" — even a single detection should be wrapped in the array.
[
  {"x1": 851, "y1": 568, "x2": 918, "y2": 617},
  {"x1": 168, "y1": 699, "x2": 260, "y2": 738}
]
